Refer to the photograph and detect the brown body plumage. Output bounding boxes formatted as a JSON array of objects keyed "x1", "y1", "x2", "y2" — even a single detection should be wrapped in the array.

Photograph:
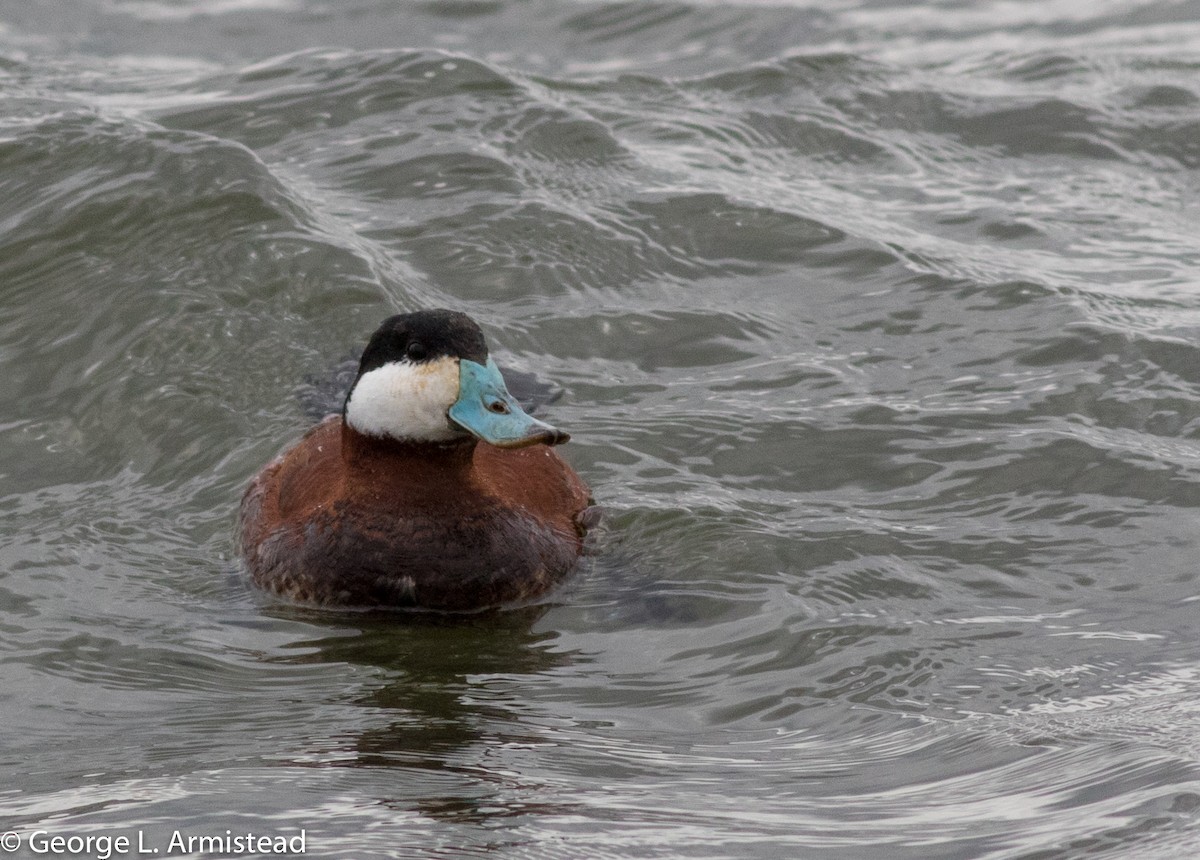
[{"x1": 238, "y1": 415, "x2": 590, "y2": 611}]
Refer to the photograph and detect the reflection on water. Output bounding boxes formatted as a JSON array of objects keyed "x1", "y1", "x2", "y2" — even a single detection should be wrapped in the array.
[
  {"x1": 2, "y1": 0, "x2": 1200, "y2": 857},
  {"x1": 278, "y1": 611, "x2": 567, "y2": 750}
]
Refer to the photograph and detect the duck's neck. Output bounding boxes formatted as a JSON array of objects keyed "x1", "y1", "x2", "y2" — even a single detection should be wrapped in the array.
[{"x1": 340, "y1": 421, "x2": 480, "y2": 500}]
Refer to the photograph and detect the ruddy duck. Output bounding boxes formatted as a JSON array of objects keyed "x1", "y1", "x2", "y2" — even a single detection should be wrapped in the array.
[{"x1": 237, "y1": 309, "x2": 591, "y2": 611}]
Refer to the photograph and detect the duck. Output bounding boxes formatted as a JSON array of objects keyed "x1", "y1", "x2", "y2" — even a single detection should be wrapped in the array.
[{"x1": 237, "y1": 309, "x2": 591, "y2": 612}]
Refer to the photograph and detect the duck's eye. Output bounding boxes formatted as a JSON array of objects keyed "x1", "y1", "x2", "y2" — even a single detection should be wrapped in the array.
[{"x1": 406, "y1": 342, "x2": 428, "y2": 361}]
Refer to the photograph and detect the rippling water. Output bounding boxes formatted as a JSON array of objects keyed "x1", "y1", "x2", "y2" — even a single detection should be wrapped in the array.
[{"x1": 3, "y1": 1, "x2": 1200, "y2": 857}]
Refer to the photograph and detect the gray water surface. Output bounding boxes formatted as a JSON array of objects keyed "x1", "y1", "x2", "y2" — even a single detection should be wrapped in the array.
[{"x1": 3, "y1": 1, "x2": 1200, "y2": 858}]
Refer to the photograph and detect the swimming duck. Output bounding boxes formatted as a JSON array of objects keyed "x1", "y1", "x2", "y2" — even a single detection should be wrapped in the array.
[{"x1": 237, "y1": 309, "x2": 591, "y2": 611}]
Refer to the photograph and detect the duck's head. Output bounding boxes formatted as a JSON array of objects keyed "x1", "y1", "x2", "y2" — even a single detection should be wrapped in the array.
[{"x1": 342, "y1": 309, "x2": 569, "y2": 449}]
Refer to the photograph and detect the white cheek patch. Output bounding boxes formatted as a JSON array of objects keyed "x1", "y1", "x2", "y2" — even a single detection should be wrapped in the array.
[{"x1": 344, "y1": 356, "x2": 463, "y2": 442}]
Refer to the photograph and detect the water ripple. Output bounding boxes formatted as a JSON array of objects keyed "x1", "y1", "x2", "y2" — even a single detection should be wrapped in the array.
[{"x1": 3, "y1": 6, "x2": 1200, "y2": 858}]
